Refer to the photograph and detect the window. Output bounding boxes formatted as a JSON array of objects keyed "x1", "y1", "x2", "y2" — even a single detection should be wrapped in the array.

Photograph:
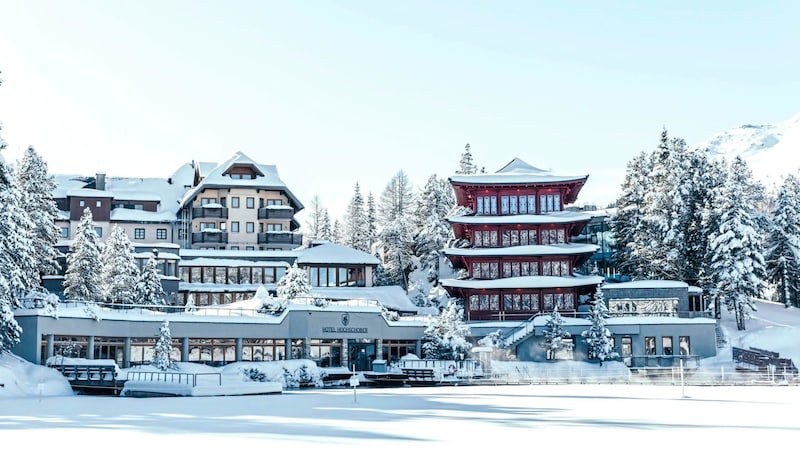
[
  {"x1": 94, "y1": 227, "x2": 102, "y2": 237},
  {"x1": 246, "y1": 222, "x2": 255, "y2": 233},
  {"x1": 230, "y1": 246, "x2": 239, "y2": 250},
  {"x1": 231, "y1": 222, "x2": 240, "y2": 233},
  {"x1": 267, "y1": 199, "x2": 283, "y2": 206},
  {"x1": 539, "y1": 194, "x2": 561, "y2": 213},
  {"x1": 60, "y1": 227, "x2": 69, "y2": 238},
  {"x1": 246, "y1": 197, "x2": 255, "y2": 209},
  {"x1": 157, "y1": 229, "x2": 167, "y2": 240},
  {"x1": 96, "y1": 200, "x2": 102, "y2": 207},
  {"x1": 473, "y1": 230, "x2": 498, "y2": 247},
  {"x1": 200, "y1": 222, "x2": 215, "y2": 230},
  {"x1": 547, "y1": 338, "x2": 574, "y2": 360},
  {"x1": 679, "y1": 336, "x2": 691, "y2": 355},
  {"x1": 79, "y1": 200, "x2": 85, "y2": 207},
  {"x1": 621, "y1": 336, "x2": 632, "y2": 366},
  {"x1": 471, "y1": 262, "x2": 499, "y2": 279},
  {"x1": 662, "y1": 336, "x2": 674, "y2": 356},
  {"x1": 231, "y1": 197, "x2": 240, "y2": 208},
  {"x1": 245, "y1": 246, "x2": 255, "y2": 251},
  {"x1": 201, "y1": 198, "x2": 215, "y2": 205},
  {"x1": 134, "y1": 228, "x2": 145, "y2": 239},
  {"x1": 475, "y1": 196, "x2": 497, "y2": 215},
  {"x1": 267, "y1": 223, "x2": 283, "y2": 231},
  {"x1": 645, "y1": 336, "x2": 656, "y2": 356},
  {"x1": 230, "y1": 173, "x2": 242, "y2": 180}
]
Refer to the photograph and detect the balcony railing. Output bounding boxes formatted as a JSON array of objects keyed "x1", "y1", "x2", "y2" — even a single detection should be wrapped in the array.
[
  {"x1": 192, "y1": 231, "x2": 229, "y2": 244},
  {"x1": 192, "y1": 206, "x2": 229, "y2": 219},
  {"x1": 257, "y1": 207, "x2": 294, "y2": 220},
  {"x1": 257, "y1": 231, "x2": 303, "y2": 246}
]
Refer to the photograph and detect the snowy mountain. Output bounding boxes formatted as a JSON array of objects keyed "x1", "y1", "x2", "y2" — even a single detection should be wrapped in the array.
[{"x1": 693, "y1": 112, "x2": 800, "y2": 191}]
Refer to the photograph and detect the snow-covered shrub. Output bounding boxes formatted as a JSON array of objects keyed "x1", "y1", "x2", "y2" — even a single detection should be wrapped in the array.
[
  {"x1": 422, "y1": 302, "x2": 472, "y2": 360},
  {"x1": 312, "y1": 297, "x2": 328, "y2": 307},
  {"x1": 242, "y1": 367, "x2": 268, "y2": 382},
  {"x1": 477, "y1": 330, "x2": 503, "y2": 348},
  {"x1": 381, "y1": 305, "x2": 399, "y2": 322},
  {"x1": 253, "y1": 286, "x2": 286, "y2": 315}
]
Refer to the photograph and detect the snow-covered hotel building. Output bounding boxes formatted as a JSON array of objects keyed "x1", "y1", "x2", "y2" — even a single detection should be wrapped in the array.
[
  {"x1": 440, "y1": 158, "x2": 717, "y2": 364},
  {"x1": 17, "y1": 152, "x2": 427, "y2": 370}
]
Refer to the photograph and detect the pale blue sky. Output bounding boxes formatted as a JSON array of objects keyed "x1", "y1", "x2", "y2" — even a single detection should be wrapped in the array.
[{"x1": 1, "y1": 1, "x2": 798, "y2": 220}]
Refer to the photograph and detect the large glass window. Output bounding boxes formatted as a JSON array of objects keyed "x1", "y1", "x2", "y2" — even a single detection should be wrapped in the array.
[
  {"x1": 475, "y1": 196, "x2": 497, "y2": 215},
  {"x1": 242, "y1": 339, "x2": 286, "y2": 361},
  {"x1": 539, "y1": 194, "x2": 562, "y2": 213},
  {"x1": 309, "y1": 339, "x2": 343, "y2": 368}
]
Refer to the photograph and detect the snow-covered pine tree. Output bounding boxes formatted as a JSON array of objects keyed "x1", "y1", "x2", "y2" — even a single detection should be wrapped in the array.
[
  {"x1": 343, "y1": 182, "x2": 370, "y2": 252},
  {"x1": 63, "y1": 207, "x2": 104, "y2": 303},
  {"x1": 611, "y1": 150, "x2": 651, "y2": 278},
  {"x1": 151, "y1": 320, "x2": 177, "y2": 371},
  {"x1": 319, "y1": 209, "x2": 333, "y2": 242},
  {"x1": 541, "y1": 308, "x2": 572, "y2": 359},
  {"x1": 100, "y1": 225, "x2": 139, "y2": 304},
  {"x1": 422, "y1": 302, "x2": 471, "y2": 360},
  {"x1": 377, "y1": 216, "x2": 415, "y2": 290},
  {"x1": 15, "y1": 145, "x2": 61, "y2": 278},
  {"x1": 581, "y1": 288, "x2": 618, "y2": 364},
  {"x1": 413, "y1": 174, "x2": 455, "y2": 283},
  {"x1": 366, "y1": 192, "x2": 377, "y2": 252},
  {"x1": 0, "y1": 85, "x2": 28, "y2": 349},
  {"x1": 764, "y1": 174, "x2": 800, "y2": 308},
  {"x1": 331, "y1": 219, "x2": 343, "y2": 245},
  {"x1": 707, "y1": 157, "x2": 766, "y2": 330},
  {"x1": 135, "y1": 256, "x2": 166, "y2": 307},
  {"x1": 184, "y1": 293, "x2": 196, "y2": 312},
  {"x1": 455, "y1": 142, "x2": 478, "y2": 175},
  {"x1": 276, "y1": 262, "x2": 310, "y2": 300}
]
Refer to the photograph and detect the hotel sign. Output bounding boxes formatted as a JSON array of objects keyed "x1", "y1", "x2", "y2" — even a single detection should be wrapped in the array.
[{"x1": 322, "y1": 312, "x2": 368, "y2": 334}]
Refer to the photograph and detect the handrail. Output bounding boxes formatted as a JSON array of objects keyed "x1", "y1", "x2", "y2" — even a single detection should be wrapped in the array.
[{"x1": 125, "y1": 371, "x2": 221, "y2": 387}]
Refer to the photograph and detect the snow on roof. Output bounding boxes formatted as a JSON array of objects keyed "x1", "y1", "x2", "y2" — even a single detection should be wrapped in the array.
[
  {"x1": 441, "y1": 275, "x2": 604, "y2": 289},
  {"x1": 602, "y1": 280, "x2": 689, "y2": 290},
  {"x1": 179, "y1": 249, "x2": 297, "y2": 260},
  {"x1": 110, "y1": 208, "x2": 177, "y2": 222},
  {"x1": 180, "y1": 152, "x2": 304, "y2": 210},
  {"x1": 688, "y1": 286, "x2": 703, "y2": 294},
  {"x1": 179, "y1": 258, "x2": 290, "y2": 267},
  {"x1": 450, "y1": 157, "x2": 588, "y2": 185},
  {"x1": 66, "y1": 187, "x2": 114, "y2": 198},
  {"x1": 310, "y1": 286, "x2": 419, "y2": 313},
  {"x1": 447, "y1": 210, "x2": 592, "y2": 224},
  {"x1": 296, "y1": 243, "x2": 379, "y2": 265},
  {"x1": 443, "y1": 243, "x2": 599, "y2": 257}
]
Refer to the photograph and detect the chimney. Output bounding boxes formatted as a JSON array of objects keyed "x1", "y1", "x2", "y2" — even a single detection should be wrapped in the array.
[{"x1": 96, "y1": 172, "x2": 106, "y2": 191}]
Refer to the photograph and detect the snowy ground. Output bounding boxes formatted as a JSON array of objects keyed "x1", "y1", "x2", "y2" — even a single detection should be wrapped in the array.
[
  {"x1": 2, "y1": 299, "x2": 799, "y2": 447},
  {"x1": 1, "y1": 384, "x2": 798, "y2": 448}
]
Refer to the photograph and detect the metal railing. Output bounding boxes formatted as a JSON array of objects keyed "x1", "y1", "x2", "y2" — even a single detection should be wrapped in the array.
[{"x1": 125, "y1": 371, "x2": 221, "y2": 387}]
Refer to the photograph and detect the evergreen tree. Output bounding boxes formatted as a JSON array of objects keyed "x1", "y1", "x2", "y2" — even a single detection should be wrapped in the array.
[
  {"x1": 63, "y1": 207, "x2": 104, "y2": 303},
  {"x1": 0, "y1": 72, "x2": 27, "y2": 349},
  {"x1": 581, "y1": 289, "x2": 618, "y2": 364},
  {"x1": 611, "y1": 150, "x2": 652, "y2": 278},
  {"x1": 276, "y1": 262, "x2": 310, "y2": 299},
  {"x1": 100, "y1": 225, "x2": 139, "y2": 304},
  {"x1": 456, "y1": 142, "x2": 478, "y2": 175},
  {"x1": 422, "y1": 302, "x2": 471, "y2": 360},
  {"x1": 413, "y1": 174, "x2": 455, "y2": 283},
  {"x1": 541, "y1": 308, "x2": 572, "y2": 359},
  {"x1": 707, "y1": 157, "x2": 766, "y2": 330},
  {"x1": 764, "y1": 174, "x2": 800, "y2": 308},
  {"x1": 343, "y1": 182, "x2": 369, "y2": 252},
  {"x1": 365, "y1": 192, "x2": 377, "y2": 252},
  {"x1": 378, "y1": 216, "x2": 415, "y2": 290},
  {"x1": 331, "y1": 219, "x2": 343, "y2": 244},
  {"x1": 151, "y1": 320, "x2": 177, "y2": 371},
  {"x1": 136, "y1": 256, "x2": 166, "y2": 306},
  {"x1": 318, "y1": 209, "x2": 333, "y2": 242},
  {"x1": 15, "y1": 145, "x2": 61, "y2": 278},
  {"x1": 184, "y1": 294, "x2": 196, "y2": 312}
]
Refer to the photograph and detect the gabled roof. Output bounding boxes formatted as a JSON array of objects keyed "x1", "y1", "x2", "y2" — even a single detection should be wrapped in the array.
[
  {"x1": 179, "y1": 151, "x2": 304, "y2": 211},
  {"x1": 450, "y1": 157, "x2": 588, "y2": 185}
]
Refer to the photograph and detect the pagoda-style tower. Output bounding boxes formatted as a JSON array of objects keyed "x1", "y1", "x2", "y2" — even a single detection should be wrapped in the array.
[{"x1": 441, "y1": 158, "x2": 603, "y2": 321}]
